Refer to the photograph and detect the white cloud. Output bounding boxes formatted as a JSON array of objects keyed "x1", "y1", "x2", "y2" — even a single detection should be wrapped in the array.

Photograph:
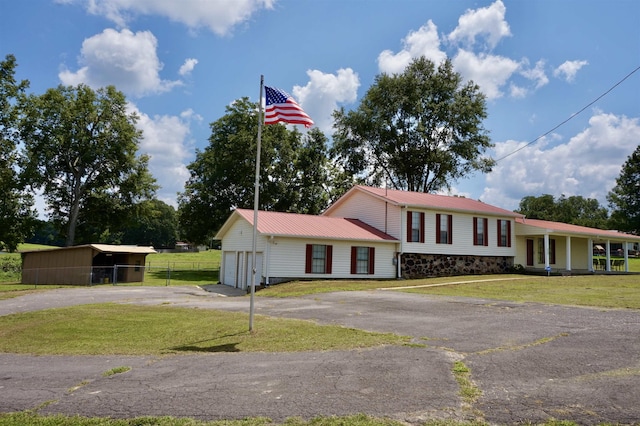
[
  {"x1": 179, "y1": 58, "x2": 198, "y2": 76},
  {"x1": 292, "y1": 68, "x2": 360, "y2": 134},
  {"x1": 520, "y1": 59, "x2": 549, "y2": 89},
  {"x1": 128, "y1": 103, "x2": 196, "y2": 207},
  {"x1": 376, "y1": 1, "x2": 547, "y2": 100},
  {"x1": 59, "y1": 28, "x2": 181, "y2": 97},
  {"x1": 480, "y1": 112, "x2": 640, "y2": 210},
  {"x1": 509, "y1": 83, "x2": 528, "y2": 98},
  {"x1": 68, "y1": 0, "x2": 275, "y2": 36},
  {"x1": 452, "y1": 49, "x2": 521, "y2": 100},
  {"x1": 447, "y1": 0, "x2": 511, "y2": 50},
  {"x1": 554, "y1": 60, "x2": 589, "y2": 82},
  {"x1": 377, "y1": 20, "x2": 446, "y2": 74}
]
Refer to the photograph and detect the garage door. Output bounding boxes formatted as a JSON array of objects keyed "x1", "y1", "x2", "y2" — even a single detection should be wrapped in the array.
[
  {"x1": 244, "y1": 252, "x2": 263, "y2": 289},
  {"x1": 222, "y1": 252, "x2": 236, "y2": 286}
]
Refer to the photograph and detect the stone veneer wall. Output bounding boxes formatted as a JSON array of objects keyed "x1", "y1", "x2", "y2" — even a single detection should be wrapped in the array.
[{"x1": 401, "y1": 253, "x2": 513, "y2": 278}]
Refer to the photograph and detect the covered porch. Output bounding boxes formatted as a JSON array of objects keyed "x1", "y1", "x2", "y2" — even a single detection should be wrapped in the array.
[{"x1": 514, "y1": 218, "x2": 640, "y2": 274}]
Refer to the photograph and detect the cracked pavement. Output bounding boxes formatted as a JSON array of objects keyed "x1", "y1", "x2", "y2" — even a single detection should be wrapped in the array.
[{"x1": 1, "y1": 285, "x2": 639, "y2": 424}]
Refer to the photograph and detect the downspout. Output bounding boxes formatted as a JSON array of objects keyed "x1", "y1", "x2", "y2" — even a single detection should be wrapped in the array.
[
  {"x1": 265, "y1": 235, "x2": 273, "y2": 286},
  {"x1": 397, "y1": 205, "x2": 406, "y2": 278}
]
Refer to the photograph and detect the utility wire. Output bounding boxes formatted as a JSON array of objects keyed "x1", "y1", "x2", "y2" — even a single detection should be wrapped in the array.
[{"x1": 495, "y1": 65, "x2": 640, "y2": 163}]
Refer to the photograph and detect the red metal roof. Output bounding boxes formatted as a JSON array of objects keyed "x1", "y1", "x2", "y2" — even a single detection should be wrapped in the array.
[
  {"x1": 343, "y1": 185, "x2": 523, "y2": 217},
  {"x1": 233, "y1": 209, "x2": 398, "y2": 241},
  {"x1": 516, "y1": 218, "x2": 640, "y2": 241}
]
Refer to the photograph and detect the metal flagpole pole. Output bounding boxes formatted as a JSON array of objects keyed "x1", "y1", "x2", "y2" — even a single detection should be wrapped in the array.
[{"x1": 249, "y1": 75, "x2": 264, "y2": 331}]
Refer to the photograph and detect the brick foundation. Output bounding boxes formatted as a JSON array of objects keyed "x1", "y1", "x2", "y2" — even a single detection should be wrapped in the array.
[{"x1": 401, "y1": 253, "x2": 513, "y2": 278}]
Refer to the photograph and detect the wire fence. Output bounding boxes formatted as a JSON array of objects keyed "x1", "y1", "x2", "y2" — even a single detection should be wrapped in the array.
[{"x1": 21, "y1": 262, "x2": 220, "y2": 287}]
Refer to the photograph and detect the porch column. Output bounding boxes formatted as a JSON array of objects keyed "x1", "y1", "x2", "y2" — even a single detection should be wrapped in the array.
[
  {"x1": 565, "y1": 236, "x2": 572, "y2": 271},
  {"x1": 544, "y1": 233, "x2": 550, "y2": 271},
  {"x1": 624, "y1": 242, "x2": 629, "y2": 272},
  {"x1": 588, "y1": 238, "x2": 594, "y2": 272},
  {"x1": 605, "y1": 240, "x2": 611, "y2": 272}
]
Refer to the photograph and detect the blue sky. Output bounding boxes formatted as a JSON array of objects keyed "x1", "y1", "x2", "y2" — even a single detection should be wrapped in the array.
[{"x1": 2, "y1": 0, "x2": 639, "y2": 216}]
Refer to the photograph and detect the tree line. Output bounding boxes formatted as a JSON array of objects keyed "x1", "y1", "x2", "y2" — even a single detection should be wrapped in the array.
[{"x1": 1, "y1": 54, "x2": 638, "y2": 251}]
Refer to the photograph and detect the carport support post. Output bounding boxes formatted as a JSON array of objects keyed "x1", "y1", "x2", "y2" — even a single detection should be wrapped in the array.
[
  {"x1": 565, "y1": 236, "x2": 571, "y2": 272},
  {"x1": 249, "y1": 75, "x2": 265, "y2": 332},
  {"x1": 544, "y1": 234, "x2": 550, "y2": 271}
]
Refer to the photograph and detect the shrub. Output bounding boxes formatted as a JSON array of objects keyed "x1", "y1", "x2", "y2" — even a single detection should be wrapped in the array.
[{"x1": 0, "y1": 255, "x2": 21, "y2": 282}]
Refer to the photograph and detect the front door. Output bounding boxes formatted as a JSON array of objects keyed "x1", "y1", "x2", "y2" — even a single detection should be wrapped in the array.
[{"x1": 526, "y1": 239, "x2": 534, "y2": 266}]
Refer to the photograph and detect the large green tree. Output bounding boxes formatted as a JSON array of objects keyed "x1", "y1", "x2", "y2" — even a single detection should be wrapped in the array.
[
  {"x1": 516, "y1": 194, "x2": 609, "y2": 229},
  {"x1": 608, "y1": 145, "x2": 640, "y2": 234},
  {"x1": 19, "y1": 84, "x2": 157, "y2": 246},
  {"x1": 120, "y1": 199, "x2": 178, "y2": 248},
  {"x1": 0, "y1": 54, "x2": 35, "y2": 252},
  {"x1": 178, "y1": 98, "x2": 339, "y2": 244},
  {"x1": 332, "y1": 57, "x2": 494, "y2": 192}
]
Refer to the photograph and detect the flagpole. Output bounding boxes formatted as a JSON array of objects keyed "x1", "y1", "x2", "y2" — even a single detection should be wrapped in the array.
[{"x1": 249, "y1": 75, "x2": 264, "y2": 332}]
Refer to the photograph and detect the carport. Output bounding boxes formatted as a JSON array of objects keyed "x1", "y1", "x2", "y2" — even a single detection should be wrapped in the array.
[{"x1": 21, "y1": 244, "x2": 156, "y2": 285}]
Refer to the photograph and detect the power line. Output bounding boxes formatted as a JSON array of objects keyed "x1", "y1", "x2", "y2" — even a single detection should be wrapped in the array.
[{"x1": 495, "y1": 65, "x2": 640, "y2": 163}]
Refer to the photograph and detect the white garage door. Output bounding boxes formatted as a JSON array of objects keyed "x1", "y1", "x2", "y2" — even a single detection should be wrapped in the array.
[
  {"x1": 222, "y1": 252, "x2": 236, "y2": 287},
  {"x1": 244, "y1": 252, "x2": 263, "y2": 289}
]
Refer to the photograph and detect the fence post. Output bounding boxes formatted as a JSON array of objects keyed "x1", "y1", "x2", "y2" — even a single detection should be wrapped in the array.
[
  {"x1": 113, "y1": 265, "x2": 117, "y2": 285},
  {"x1": 166, "y1": 266, "x2": 170, "y2": 286}
]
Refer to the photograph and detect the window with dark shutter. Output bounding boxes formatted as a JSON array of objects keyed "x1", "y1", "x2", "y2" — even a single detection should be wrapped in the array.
[
  {"x1": 436, "y1": 214, "x2": 452, "y2": 244},
  {"x1": 474, "y1": 217, "x2": 488, "y2": 246},
  {"x1": 350, "y1": 246, "x2": 375, "y2": 275},
  {"x1": 407, "y1": 211, "x2": 424, "y2": 243},
  {"x1": 306, "y1": 244, "x2": 333, "y2": 274},
  {"x1": 498, "y1": 219, "x2": 511, "y2": 247}
]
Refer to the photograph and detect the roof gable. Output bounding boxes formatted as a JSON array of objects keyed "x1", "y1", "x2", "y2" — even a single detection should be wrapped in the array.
[
  {"x1": 325, "y1": 185, "x2": 523, "y2": 218},
  {"x1": 216, "y1": 209, "x2": 397, "y2": 242}
]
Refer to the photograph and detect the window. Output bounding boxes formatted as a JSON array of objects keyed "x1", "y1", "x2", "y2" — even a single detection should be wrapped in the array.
[
  {"x1": 473, "y1": 217, "x2": 488, "y2": 246},
  {"x1": 436, "y1": 214, "x2": 452, "y2": 244},
  {"x1": 497, "y1": 219, "x2": 511, "y2": 247},
  {"x1": 351, "y1": 246, "x2": 375, "y2": 274},
  {"x1": 305, "y1": 244, "x2": 333, "y2": 274},
  {"x1": 406, "y1": 211, "x2": 425, "y2": 243},
  {"x1": 537, "y1": 238, "x2": 556, "y2": 264}
]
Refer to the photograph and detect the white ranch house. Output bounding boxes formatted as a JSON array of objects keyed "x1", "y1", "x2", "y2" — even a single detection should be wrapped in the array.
[{"x1": 216, "y1": 185, "x2": 640, "y2": 290}]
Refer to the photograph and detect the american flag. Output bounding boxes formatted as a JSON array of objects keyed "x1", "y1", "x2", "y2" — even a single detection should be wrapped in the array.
[{"x1": 264, "y1": 86, "x2": 314, "y2": 128}]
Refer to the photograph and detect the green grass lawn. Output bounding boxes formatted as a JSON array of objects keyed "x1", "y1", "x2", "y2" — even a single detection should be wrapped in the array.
[
  {"x1": 397, "y1": 274, "x2": 640, "y2": 309},
  {"x1": 259, "y1": 273, "x2": 640, "y2": 309},
  {"x1": 0, "y1": 304, "x2": 409, "y2": 356},
  {"x1": 0, "y1": 413, "x2": 433, "y2": 426}
]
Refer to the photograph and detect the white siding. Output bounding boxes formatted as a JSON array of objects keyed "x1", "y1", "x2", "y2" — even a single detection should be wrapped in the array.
[
  {"x1": 220, "y1": 218, "x2": 269, "y2": 289},
  {"x1": 324, "y1": 190, "x2": 402, "y2": 239},
  {"x1": 403, "y1": 211, "x2": 517, "y2": 257},
  {"x1": 265, "y1": 237, "x2": 397, "y2": 280},
  {"x1": 219, "y1": 218, "x2": 267, "y2": 253},
  {"x1": 220, "y1": 216, "x2": 398, "y2": 283}
]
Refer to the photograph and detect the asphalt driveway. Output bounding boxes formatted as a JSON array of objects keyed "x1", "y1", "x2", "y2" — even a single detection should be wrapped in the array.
[{"x1": 0, "y1": 284, "x2": 639, "y2": 424}]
